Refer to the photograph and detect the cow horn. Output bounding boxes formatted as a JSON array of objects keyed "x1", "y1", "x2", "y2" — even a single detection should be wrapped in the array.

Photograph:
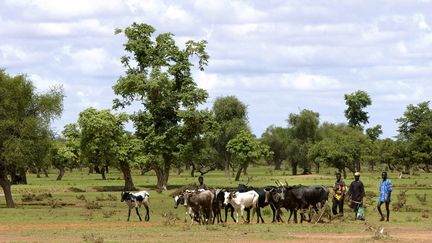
[
  {"x1": 275, "y1": 180, "x2": 280, "y2": 186},
  {"x1": 284, "y1": 180, "x2": 289, "y2": 186}
]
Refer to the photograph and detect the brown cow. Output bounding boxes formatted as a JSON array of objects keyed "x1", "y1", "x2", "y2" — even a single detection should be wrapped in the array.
[{"x1": 183, "y1": 190, "x2": 214, "y2": 225}]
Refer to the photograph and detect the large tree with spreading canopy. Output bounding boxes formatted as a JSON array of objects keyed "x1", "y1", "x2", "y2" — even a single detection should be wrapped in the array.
[{"x1": 112, "y1": 23, "x2": 210, "y2": 189}]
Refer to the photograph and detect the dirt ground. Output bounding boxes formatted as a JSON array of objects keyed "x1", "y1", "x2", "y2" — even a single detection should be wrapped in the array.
[{"x1": 0, "y1": 222, "x2": 431, "y2": 242}]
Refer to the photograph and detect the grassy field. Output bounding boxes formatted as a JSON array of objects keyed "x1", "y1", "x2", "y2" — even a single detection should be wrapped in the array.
[{"x1": 1, "y1": 166, "x2": 431, "y2": 242}]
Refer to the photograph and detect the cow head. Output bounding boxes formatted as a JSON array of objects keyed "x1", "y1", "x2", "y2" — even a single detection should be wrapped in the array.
[
  {"x1": 174, "y1": 193, "x2": 186, "y2": 208},
  {"x1": 120, "y1": 191, "x2": 131, "y2": 202}
]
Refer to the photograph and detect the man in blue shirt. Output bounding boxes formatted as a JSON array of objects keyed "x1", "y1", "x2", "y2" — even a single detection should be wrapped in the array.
[{"x1": 377, "y1": 171, "x2": 392, "y2": 221}]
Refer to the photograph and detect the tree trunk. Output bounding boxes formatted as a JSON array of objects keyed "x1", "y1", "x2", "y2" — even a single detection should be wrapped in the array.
[
  {"x1": 105, "y1": 165, "x2": 109, "y2": 174},
  {"x1": 274, "y1": 160, "x2": 282, "y2": 170},
  {"x1": 343, "y1": 167, "x2": 347, "y2": 179},
  {"x1": 224, "y1": 160, "x2": 230, "y2": 176},
  {"x1": 36, "y1": 168, "x2": 41, "y2": 178},
  {"x1": 0, "y1": 171, "x2": 15, "y2": 208},
  {"x1": 88, "y1": 165, "x2": 94, "y2": 174},
  {"x1": 155, "y1": 162, "x2": 170, "y2": 190},
  {"x1": 43, "y1": 168, "x2": 49, "y2": 177},
  {"x1": 120, "y1": 162, "x2": 135, "y2": 191},
  {"x1": 243, "y1": 164, "x2": 248, "y2": 176},
  {"x1": 425, "y1": 162, "x2": 431, "y2": 173},
  {"x1": 291, "y1": 162, "x2": 298, "y2": 176},
  {"x1": 56, "y1": 168, "x2": 65, "y2": 181},
  {"x1": 100, "y1": 167, "x2": 106, "y2": 180},
  {"x1": 190, "y1": 162, "x2": 196, "y2": 177},
  {"x1": 235, "y1": 166, "x2": 243, "y2": 181},
  {"x1": 94, "y1": 166, "x2": 100, "y2": 174},
  {"x1": 315, "y1": 162, "x2": 320, "y2": 174}
]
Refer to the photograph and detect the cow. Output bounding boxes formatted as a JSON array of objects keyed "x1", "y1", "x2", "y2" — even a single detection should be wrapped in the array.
[
  {"x1": 238, "y1": 184, "x2": 278, "y2": 223},
  {"x1": 183, "y1": 190, "x2": 214, "y2": 225},
  {"x1": 213, "y1": 189, "x2": 237, "y2": 223},
  {"x1": 223, "y1": 190, "x2": 259, "y2": 224},
  {"x1": 269, "y1": 185, "x2": 329, "y2": 223},
  {"x1": 173, "y1": 190, "x2": 200, "y2": 223},
  {"x1": 120, "y1": 191, "x2": 150, "y2": 221}
]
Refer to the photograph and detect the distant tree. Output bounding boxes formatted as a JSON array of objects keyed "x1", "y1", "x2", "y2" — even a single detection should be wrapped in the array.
[
  {"x1": 116, "y1": 134, "x2": 143, "y2": 190},
  {"x1": 261, "y1": 126, "x2": 289, "y2": 170},
  {"x1": 176, "y1": 109, "x2": 216, "y2": 177},
  {"x1": 48, "y1": 141, "x2": 75, "y2": 181},
  {"x1": 286, "y1": 109, "x2": 319, "y2": 175},
  {"x1": 0, "y1": 70, "x2": 63, "y2": 208},
  {"x1": 113, "y1": 23, "x2": 210, "y2": 189},
  {"x1": 308, "y1": 123, "x2": 371, "y2": 178},
  {"x1": 211, "y1": 96, "x2": 249, "y2": 175},
  {"x1": 78, "y1": 108, "x2": 128, "y2": 180},
  {"x1": 396, "y1": 101, "x2": 432, "y2": 172},
  {"x1": 227, "y1": 130, "x2": 270, "y2": 181},
  {"x1": 366, "y1": 124, "x2": 383, "y2": 141},
  {"x1": 344, "y1": 90, "x2": 372, "y2": 128}
]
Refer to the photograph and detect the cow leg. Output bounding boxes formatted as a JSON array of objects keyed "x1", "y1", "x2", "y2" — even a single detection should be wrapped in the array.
[
  {"x1": 135, "y1": 207, "x2": 142, "y2": 221},
  {"x1": 127, "y1": 208, "x2": 131, "y2": 221},
  {"x1": 270, "y1": 204, "x2": 276, "y2": 223},
  {"x1": 230, "y1": 207, "x2": 236, "y2": 223},
  {"x1": 144, "y1": 205, "x2": 150, "y2": 221}
]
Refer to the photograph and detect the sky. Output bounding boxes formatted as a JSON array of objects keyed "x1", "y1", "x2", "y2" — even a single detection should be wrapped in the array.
[{"x1": 1, "y1": 0, "x2": 432, "y2": 139}]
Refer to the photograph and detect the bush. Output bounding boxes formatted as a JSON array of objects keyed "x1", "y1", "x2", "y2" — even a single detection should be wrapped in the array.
[
  {"x1": 415, "y1": 193, "x2": 427, "y2": 205},
  {"x1": 48, "y1": 199, "x2": 62, "y2": 208},
  {"x1": 392, "y1": 190, "x2": 407, "y2": 211},
  {"x1": 76, "y1": 194, "x2": 86, "y2": 201},
  {"x1": 21, "y1": 193, "x2": 36, "y2": 202},
  {"x1": 95, "y1": 194, "x2": 117, "y2": 202},
  {"x1": 85, "y1": 201, "x2": 102, "y2": 210},
  {"x1": 102, "y1": 210, "x2": 117, "y2": 218},
  {"x1": 82, "y1": 233, "x2": 104, "y2": 243},
  {"x1": 161, "y1": 211, "x2": 179, "y2": 226},
  {"x1": 68, "y1": 187, "x2": 86, "y2": 193}
]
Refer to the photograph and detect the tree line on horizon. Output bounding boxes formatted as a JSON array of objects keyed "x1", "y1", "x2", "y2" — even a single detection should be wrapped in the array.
[{"x1": 1, "y1": 22, "x2": 431, "y2": 208}]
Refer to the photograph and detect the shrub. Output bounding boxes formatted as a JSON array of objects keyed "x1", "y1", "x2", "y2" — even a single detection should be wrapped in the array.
[
  {"x1": 76, "y1": 194, "x2": 86, "y2": 201},
  {"x1": 48, "y1": 199, "x2": 62, "y2": 208},
  {"x1": 82, "y1": 233, "x2": 104, "y2": 243},
  {"x1": 392, "y1": 190, "x2": 407, "y2": 211},
  {"x1": 415, "y1": 193, "x2": 427, "y2": 205},
  {"x1": 68, "y1": 187, "x2": 86, "y2": 193},
  {"x1": 85, "y1": 200, "x2": 102, "y2": 210},
  {"x1": 102, "y1": 210, "x2": 117, "y2": 218},
  {"x1": 161, "y1": 211, "x2": 179, "y2": 226},
  {"x1": 21, "y1": 193, "x2": 36, "y2": 202}
]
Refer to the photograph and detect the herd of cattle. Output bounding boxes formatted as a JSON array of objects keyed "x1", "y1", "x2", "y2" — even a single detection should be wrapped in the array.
[{"x1": 121, "y1": 181, "x2": 330, "y2": 225}]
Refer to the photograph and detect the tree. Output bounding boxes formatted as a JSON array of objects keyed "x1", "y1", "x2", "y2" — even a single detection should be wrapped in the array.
[
  {"x1": 113, "y1": 23, "x2": 210, "y2": 190},
  {"x1": 78, "y1": 108, "x2": 128, "y2": 180},
  {"x1": 344, "y1": 90, "x2": 372, "y2": 128},
  {"x1": 396, "y1": 101, "x2": 432, "y2": 172},
  {"x1": 0, "y1": 70, "x2": 63, "y2": 208},
  {"x1": 211, "y1": 96, "x2": 249, "y2": 175},
  {"x1": 308, "y1": 123, "x2": 371, "y2": 178},
  {"x1": 261, "y1": 126, "x2": 289, "y2": 170},
  {"x1": 366, "y1": 124, "x2": 383, "y2": 142},
  {"x1": 48, "y1": 140, "x2": 75, "y2": 181},
  {"x1": 226, "y1": 130, "x2": 270, "y2": 181},
  {"x1": 286, "y1": 109, "x2": 319, "y2": 175},
  {"x1": 117, "y1": 134, "x2": 143, "y2": 190}
]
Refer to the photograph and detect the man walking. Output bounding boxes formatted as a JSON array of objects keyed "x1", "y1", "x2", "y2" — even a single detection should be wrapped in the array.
[
  {"x1": 347, "y1": 172, "x2": 365, "y2": 220},
  {"x1": 332, "y1": 172, "x2": 346, "y2": 216},
  {"x1": 377, "y1": 171, "x2": 392, "y2": 221}
]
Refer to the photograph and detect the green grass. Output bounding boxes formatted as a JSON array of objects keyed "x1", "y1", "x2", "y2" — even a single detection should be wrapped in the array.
[{"x1": 1, "y1": 166, "x2": 431, "y2": 242}]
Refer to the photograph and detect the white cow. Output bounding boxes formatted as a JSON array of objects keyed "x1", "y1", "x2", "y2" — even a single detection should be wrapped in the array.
[
  {"x1": 224, "y1": 190, "x2": 259, "y2": 223},
  {"x1": 120, "y1": 191, "x2": 150, "y2": 221}
]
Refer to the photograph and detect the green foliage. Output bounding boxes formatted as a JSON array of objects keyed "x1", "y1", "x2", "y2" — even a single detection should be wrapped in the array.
[
  {"x1": 366, "y1": 124, "x2": 383, "y2": 141},
  {"x1": 78, "y1": 108, "x2": 127, "y2": 170},
  {"x1": 112, "y1": 22, "x2": 211, "y2": 188},
  {"x1": 396, "y1": 101, "x2": 432, "y2": 171},
  {"x1": 261, "y1": 126, "x2": 290, "y2": 170},
  {"x1": 309, "y1": 123, "x2": 371, "y2": 173},
  {"x1": 227, "y1": 130, "x2": 270, "y2": 180},
  {"x1": 344, "y1": 90, "x2": 371, "y2": 128},
  {"x1": 286, "y1": 109, "x2": 319, "y2": 174},
  {"x1": 210, "y1": 96, "x2": 249, "y2": 171},
  {"x1": 0, "y1": 70, "x2": 64, "y2": 207}
]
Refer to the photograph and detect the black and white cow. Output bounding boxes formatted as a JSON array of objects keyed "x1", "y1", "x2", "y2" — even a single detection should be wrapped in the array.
[{"x1": 121, "y1": 191, "x2": 150, "y2": 221}]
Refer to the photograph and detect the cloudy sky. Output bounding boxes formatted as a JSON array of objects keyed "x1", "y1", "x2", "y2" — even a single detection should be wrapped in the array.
[{"x1": 1, "y1": 0, "x2": 432, "y2": 138}]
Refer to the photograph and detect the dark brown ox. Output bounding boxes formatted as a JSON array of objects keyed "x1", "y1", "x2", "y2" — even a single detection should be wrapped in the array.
[{"x1": 183, "y1": 190, "x2": 214, "y2": 225}]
